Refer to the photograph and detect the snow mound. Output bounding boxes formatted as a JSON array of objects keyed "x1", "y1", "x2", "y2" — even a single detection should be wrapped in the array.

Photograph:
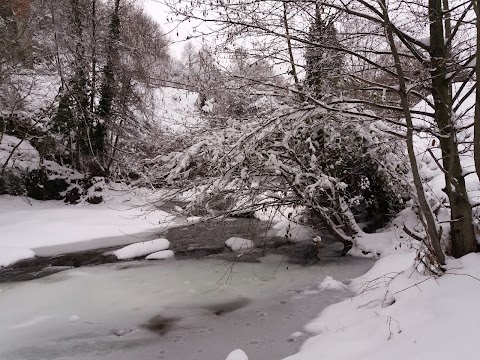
[
  {"x1": 0, "y1": 246, "x2": 36, "y2": 267},
  {"x1": 114, "y1": 238, "x2": 170, "y2": 260},
  {"x1": 225, "y1": 237, "x2": 255, "y2": 252},
  {"x1": 145, "y1": 250, "x2": 174, "y2": 260},
  {"x1": 225, "y1": 349, "x2": 248, "y2": 360},
  {"x1": 273, "y1": 219, "x2": 315, "y2": 242},
  {"x1": 318, "y1": 276, "x2": 348, "y2": 291}
]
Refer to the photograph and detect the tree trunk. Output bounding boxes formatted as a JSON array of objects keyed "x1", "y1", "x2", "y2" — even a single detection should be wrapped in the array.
[
  {"x1": 473, "y1": 1, "x2": 480, "y2": 198},
  {"x1": 282, "y1": 2, "x2": 302, "y2": 96},
  {"x1": 96, "y1": 0, "x2": 121, "y2": 161},
  {"x1": 382, "y1": 0, "x2": 445, "y2": 264},
  {"x1": 429, "y1": 0, "x2": 476, "y2": 257},
  {"x1": 70, "y1": 0, "x2": 90, "y2": 171},
  {"x1": 90, "y1": 0, "x2": 97, "y2": 113}
]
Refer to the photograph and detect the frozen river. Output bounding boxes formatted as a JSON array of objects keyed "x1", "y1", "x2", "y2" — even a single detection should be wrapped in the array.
[{"x1": 0, "y1": 255, "x2": 374, "y2": 360}]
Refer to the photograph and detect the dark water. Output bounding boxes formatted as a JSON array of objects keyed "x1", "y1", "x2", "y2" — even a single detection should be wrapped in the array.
[{"x1": 0, "y1": 217, "x2": 337, "y2": 283}]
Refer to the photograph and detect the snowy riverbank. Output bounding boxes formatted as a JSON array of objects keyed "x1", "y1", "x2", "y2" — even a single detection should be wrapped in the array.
[
  {"x1": 0, "y1": 190, "x2": 181, "y2": 267},
  {"x1": 280, "y1": 252, "x2": 480, "y2": 360}
]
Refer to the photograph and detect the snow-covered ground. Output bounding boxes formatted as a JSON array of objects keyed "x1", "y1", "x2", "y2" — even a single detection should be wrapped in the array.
[
  {"x1": 153, "y1": 87, "x2": 204, "y2": 132},
  {"x1": 282, "y1": 252, "x2": 480, "y2": 360},
  {"x1": 0, "y1": 134, "x2": 40, "y2": 171},
  {"x1": 0, "y1": 190, "x2": 187, "y2": 266}
]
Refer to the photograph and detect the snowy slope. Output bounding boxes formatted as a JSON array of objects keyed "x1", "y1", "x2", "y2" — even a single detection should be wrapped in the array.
[
  {"x1": 0, "y1": 134, "x2": 40, "y2": 171},
  {"x1": 153, "y1": 87, "x2": 203, "y2": 132}
]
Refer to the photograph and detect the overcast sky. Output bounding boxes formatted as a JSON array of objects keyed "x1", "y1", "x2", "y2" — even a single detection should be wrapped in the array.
[{"x1": 141, "y1": 0, "x2": 205, "y2": 59}]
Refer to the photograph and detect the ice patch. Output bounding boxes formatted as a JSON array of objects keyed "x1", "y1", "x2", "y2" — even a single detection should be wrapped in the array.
[
  {"x1": 11, "y1": 315, "x2": 51, "y2": 329},
  {"x1": 114, "y1": 238, "x2": 170, "y2": 260}
]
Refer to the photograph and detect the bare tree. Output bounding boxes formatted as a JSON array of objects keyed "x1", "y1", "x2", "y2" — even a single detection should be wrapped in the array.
[{"x1": 161, "y1": 0, "x2": 480, "y2": 261}]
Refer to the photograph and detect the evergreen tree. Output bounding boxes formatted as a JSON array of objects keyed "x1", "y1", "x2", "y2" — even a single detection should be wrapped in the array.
[
  {"x1": 96, "y1": 0, "x2": 121, "y2": 160},
  {"x1": 304, "y1": 4, "x2": 344, "y2": 95}
]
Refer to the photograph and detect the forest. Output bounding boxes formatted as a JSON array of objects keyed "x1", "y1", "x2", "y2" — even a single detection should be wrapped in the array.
[{"x1": 1, "y1": 1, "x2": 480, "y2": 359}]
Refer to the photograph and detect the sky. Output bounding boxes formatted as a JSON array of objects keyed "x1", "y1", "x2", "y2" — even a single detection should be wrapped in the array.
[{"x1": 141, "y1": 0, "x2": 205, "y2": 59}]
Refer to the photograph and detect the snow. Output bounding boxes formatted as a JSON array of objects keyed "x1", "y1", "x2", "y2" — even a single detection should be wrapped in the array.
[
  {"x1": 0, "y1": 134, "x2": 40, "y2": 171},
  {"x1": 0, "y1": 246, "x2": 36, "y2": 267},
  {"x1": 255, "y1": 204, "x2": 315, "y2": 242},
  {"x1": 272, "y1": 218, "x2": 315, "y2": 242},
  {"x1": 288, "y1": 331, "x2": 305, "y2": 342},
  {"x1": 0, "y1": 254, "x2": 374, "y2": 359},
  {"x1": 114, "y1": 238, "x2": 171, "y2": 260},
  {"x1": 284, "y1": 252, "x2": 480, "y2": 360},
  {"x1": 225, "y1": 237, "x2": 256, "y2": 252},
  {"x1": 145, "y1": 249, "x2": 174, "y2": 260},
  {"x1": 410, "y1": 82, "x2": 480, "y2": 207},
  {"x1": 153, "y1": 87, "x2": 203, "y2": 132},
  {"x1": 0, "y1": 194, "x2": 174, "y2": 251},
  {"x1": 12, "y1": 73, "x2": 59, "y2": 113},
  {"x1": 10, "y1": 315, "x2": 52, "y2": 329},
  {"x1": 0, "y1": 188, "x2": 189, "y2": 265},
  {"x1": 225, "y1": 349, "x2": 248, "y2": 360},
  {"x1": 280, "y1": 83, "x2": 480, "y2": 360},
  {"x1": 318, "y1": 276, "x2": 348, "y2": 291},
  {"x1": 68, "y1": 315, "x2": 80, "y2": 322}
]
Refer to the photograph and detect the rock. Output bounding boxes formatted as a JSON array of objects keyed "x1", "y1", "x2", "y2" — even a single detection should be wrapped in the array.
[
  {"x1": 145, "y1": 250, "x2": 174, "y2": 260},
  {"x1": 26, "y1": 168, "x2": 69, "y2": 200},
  {"x1": 86, "y1": 195, "x2": 103, "y2": 204},
  {"x1": 287, "y1": 331, "x2": 304, "y2": 342},
  {"x1": 65, "y1": 186, "x2": 82, "y2": 204},
  {"x1": 225, "y1": 237, "x2": 255, "y2": 252},
  {"x1": 111, "y1": 328, "x2": 134, "y2": 337}
]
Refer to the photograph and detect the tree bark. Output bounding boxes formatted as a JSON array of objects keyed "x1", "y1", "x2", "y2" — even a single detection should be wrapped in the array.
[
  {"x1": 90, "y1": 0, "x2": 96, "y2": 113},
  {"x1": 382, "y1": 0, "x2": 445, "y2": 264},
  {"x1": 429, "y1": 0, "x2": 476, "y2": 258},
  {"x1": 473, "y1": 1, "x2": 480, "y2": 203},
  {"x1": 282, "y1": 2, "x2": 302, "y2": 96}
]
